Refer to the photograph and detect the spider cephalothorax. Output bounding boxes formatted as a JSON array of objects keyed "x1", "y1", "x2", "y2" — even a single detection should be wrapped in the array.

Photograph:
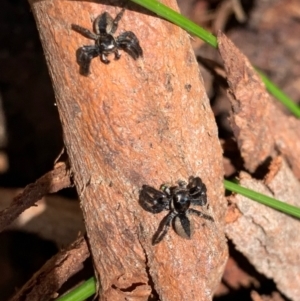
[
  {"x1": 72, "y1": 8, "x2": 143, "y2": 75},
  {"x1": 139, "y1": 176, "x2": 214, "y2": 245}
]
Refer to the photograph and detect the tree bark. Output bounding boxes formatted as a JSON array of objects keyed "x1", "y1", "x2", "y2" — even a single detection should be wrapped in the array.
[{"x1": 28, "y1": 0, "x2": 228, "y2": 300}]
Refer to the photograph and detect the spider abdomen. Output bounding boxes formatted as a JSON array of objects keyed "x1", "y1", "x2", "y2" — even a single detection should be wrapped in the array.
[{"x1": 174, "y1": 213, "x2": 194, "y2": 239}]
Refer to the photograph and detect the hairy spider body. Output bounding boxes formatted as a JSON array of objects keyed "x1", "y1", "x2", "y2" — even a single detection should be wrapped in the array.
[
  {"x1": 72, "y1": 8, "x2": 143, "y2": 75},
  {"x1": 140, "y1": 177, "x2": 214, "y2": 245}
]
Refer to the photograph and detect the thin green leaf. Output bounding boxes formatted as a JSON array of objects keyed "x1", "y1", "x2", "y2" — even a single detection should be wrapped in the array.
[
  {"x1": 55, "y1": 277, "x2": 96, "y2": 301},
  {"x1": 257, "y1": 70, "x2": 300, "y2": 118},
  {"x1": 224, "y1": 180, "x2": 300, "y2": 219},
  {"x1": 130, "y1": 0, "x2": 217, "y2": 47},
  {"x1": 130, "y1": 0, "x2": 300, "y2": 118}
]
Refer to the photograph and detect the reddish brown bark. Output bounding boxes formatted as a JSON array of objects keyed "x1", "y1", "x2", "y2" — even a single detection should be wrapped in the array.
[{"x1": 28, "y1": 0, "x2": 228, "y2": 300}]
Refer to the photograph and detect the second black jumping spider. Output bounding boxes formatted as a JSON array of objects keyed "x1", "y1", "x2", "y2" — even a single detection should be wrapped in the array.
[
  {"x1": 72, "y1": 8, "x2": 143, "y2": 75},
  {"x1": 139, "y1": 176, "x2": 214, "y2": 245}
]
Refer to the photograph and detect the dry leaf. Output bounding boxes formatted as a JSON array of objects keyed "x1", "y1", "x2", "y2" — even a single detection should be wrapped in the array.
[
  {"x1": 226, "y1": 158, "x2": 300, "y2": 300},
  {"x1": 218, "y1": 32, "x2": 300, "y2": 179}
]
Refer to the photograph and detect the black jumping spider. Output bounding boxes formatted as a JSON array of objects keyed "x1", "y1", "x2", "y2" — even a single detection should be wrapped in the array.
[
  {"x1": 71, "y1": 8, "x2": 143, "y2": 75},
  {"x1": 139, "y1": 176, "x2": 214, "y2": 245}
]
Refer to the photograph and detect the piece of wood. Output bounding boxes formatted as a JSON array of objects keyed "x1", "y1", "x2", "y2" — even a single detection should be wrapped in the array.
[
  {"x1": 0, "y1": 162, "x2": 71, "y2": 232},
  {"x1": 226, "y1": 158, "x2": 300, "y2": 301},
  {"x1": 218, "y1": 32, "x2": 300, "y2": 178},
  {"x1": 28, "y1": 0, "x2": 228, "y2": 300},
  {"x1": 10, "y1": 236, "x2": 90, "y2": 301}
]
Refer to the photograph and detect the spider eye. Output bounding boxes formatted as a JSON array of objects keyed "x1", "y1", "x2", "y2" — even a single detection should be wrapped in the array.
[
  {"x1": 173, "y1": 192, "x2": 190, "y2": 212},
  {"x1": 178, "y1": 193, "x2": 189, "y2": 203}
]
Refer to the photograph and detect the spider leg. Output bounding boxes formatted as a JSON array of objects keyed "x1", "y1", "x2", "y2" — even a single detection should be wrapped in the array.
[
  {"x1": 111, "y1": 8, "x2": 125, "y2": 34},
  {"x1": 114, "y1": 49, "x2": 121, "y2": 60},
  {"x1": 188, "y1": 208, "x2": 214, "y2": 222},
  {"x1": 190, "y1": 195, "x2": 207, "y2": 206},
  {"x1": 177, "y1": 180, "x2": 187, "y2": 188},
  {"x1": 100, "y1": 53, "x2": 110, "y2": 64},
  {"x1": 76, "y1": 45, "x2": 100, "y2": 75},
  {"x1": 139, "y1": 185, "x2": 169, "y2": 213},
  {"x1": 116, "y1": 31, "x2": 143, "y2": 59},
  {"x1": 152, "y1": 211, "x2": 177, "y2": 245},
  {"x1": 188, "y1": 176, "x2": 208, "y2": 206},
  {"x1": 71, "y1": 24, "x2": 98, "y2": 40}
]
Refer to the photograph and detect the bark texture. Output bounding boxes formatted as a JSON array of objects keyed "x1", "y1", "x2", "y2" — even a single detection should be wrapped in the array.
[
  {"x1": 218, "y1": 32, "x2": 300, "y2": 179},
  {"x1": 226, "y1": 158, "x2": 300, "y2": 301},
  {"x1": 28, "y1": 0, "x2": 228, "y2": 300}
]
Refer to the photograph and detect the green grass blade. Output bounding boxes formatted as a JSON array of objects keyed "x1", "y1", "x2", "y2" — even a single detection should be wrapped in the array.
[
  {"x1": 130, "y1": 0, "x2": 300, "y2": 118},
  {"x1": 55, "y1": 277, "x2": 96, "y2": 301},
  {"x1": 256, "y1": 70, "x2": 300, "y2": 118},
  {"x1": 224, "y1": 180, "x2": 300, "y2": 219},
  {"x1": 130, "y1": 0, "x2": 217, "y2": 47}
]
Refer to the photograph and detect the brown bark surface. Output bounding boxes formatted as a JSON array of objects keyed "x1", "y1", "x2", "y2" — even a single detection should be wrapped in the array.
[
  {"x1": 218, "y1": 32, "x2": 300, "y2": 178},
  {"x1": 226, "y1": 158, "x2": 300, "y2": 301},
  {"x1": 217, "y1": 32, "x2": 275, "y2": 173},
  {"x1": 28, "y1": 0, "x2": 228, "y2": 300}
]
